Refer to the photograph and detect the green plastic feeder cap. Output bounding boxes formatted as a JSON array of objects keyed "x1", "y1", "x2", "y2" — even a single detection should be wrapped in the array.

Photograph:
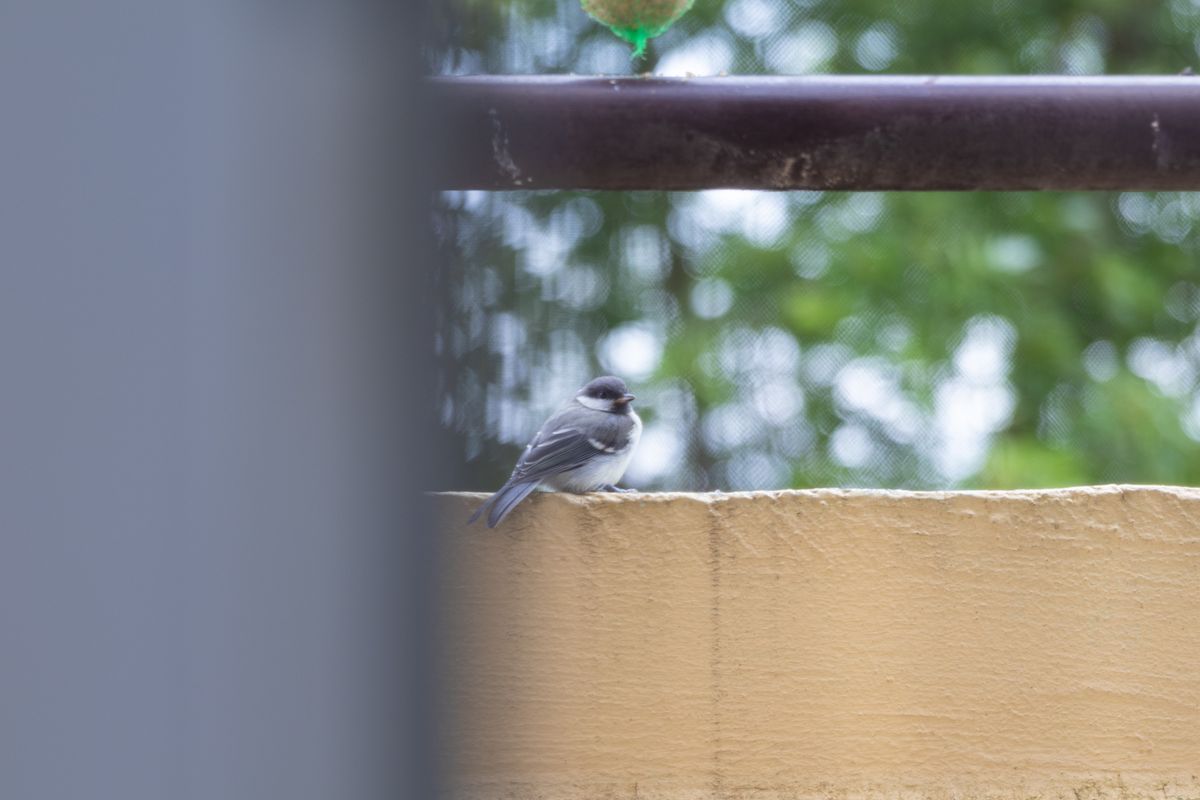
[{"x1": 580, "y1": 0, "x2": 696, "y2": 58}]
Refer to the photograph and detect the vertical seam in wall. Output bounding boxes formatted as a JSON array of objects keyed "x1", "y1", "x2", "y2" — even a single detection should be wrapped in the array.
[{"x1": 707, "y1": 501, "x2": 725, "y2": 799}]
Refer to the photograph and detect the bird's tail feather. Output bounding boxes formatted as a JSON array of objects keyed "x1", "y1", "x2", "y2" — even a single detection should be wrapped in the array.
[{"x1": 467, "y1": 481, "x2": 538, "y2": 528}]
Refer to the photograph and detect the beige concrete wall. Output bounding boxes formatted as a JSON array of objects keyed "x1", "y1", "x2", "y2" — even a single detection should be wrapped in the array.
[{"x1": 436, "y1": 487, "x2": 1200, "y2": 800}]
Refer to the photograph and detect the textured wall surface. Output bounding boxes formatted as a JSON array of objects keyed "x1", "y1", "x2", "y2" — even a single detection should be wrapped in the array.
[{"x1": 436, "y1": 487, "x2": 1200, "y2": 800}]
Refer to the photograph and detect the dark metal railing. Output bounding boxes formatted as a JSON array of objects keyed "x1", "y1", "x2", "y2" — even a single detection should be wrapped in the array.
[{"x1": 430, "y1": 76, "x2": 1200, "y2": 191}]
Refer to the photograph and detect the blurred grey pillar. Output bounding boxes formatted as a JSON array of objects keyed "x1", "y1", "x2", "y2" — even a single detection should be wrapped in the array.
[{"x1": 0, "y1": 2, "x2": 439, "y2": 799}]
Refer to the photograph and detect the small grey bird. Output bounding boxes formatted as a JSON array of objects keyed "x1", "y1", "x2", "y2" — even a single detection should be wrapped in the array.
[{"x1": 469, "y1": 376, "x2": 642, "y2": 528}]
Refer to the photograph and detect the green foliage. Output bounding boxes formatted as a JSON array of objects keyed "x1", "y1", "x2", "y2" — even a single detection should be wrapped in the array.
[{"x1": 431, "y1": 0, "x2": 1200, "y2": 491}]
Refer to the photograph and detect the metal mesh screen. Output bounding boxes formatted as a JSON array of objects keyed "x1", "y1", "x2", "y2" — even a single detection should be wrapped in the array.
[{"x1": 430, "y1": 1, "x2": 1200, "y2": 492}]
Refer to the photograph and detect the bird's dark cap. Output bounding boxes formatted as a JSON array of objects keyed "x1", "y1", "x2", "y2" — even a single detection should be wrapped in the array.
[{"x1": 578, "y1": 375, "x2": 630, "y2": 401}]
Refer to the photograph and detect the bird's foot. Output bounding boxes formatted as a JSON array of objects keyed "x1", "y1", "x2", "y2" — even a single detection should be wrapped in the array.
[{"x1": 600, "y1": 484, "x2": 637, "y2": 493}]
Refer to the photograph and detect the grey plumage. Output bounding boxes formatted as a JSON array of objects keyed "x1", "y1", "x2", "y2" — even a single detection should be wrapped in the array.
[
  {"x1": 470, "y1": 376, "x2": 642, "y2": 528},
  {"x1": 475, "y1": 481, "x2": 539, "y2": 528}
]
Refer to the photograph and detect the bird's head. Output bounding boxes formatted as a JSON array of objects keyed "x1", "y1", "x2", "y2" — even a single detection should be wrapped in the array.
[{"x1": 576, "y1": 375, "x2": 636, "y2": 414}]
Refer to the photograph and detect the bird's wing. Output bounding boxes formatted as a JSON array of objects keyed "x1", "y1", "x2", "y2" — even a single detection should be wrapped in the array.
[{"x1": 508, "y1": 409, "x2": 630, "y2": 485}]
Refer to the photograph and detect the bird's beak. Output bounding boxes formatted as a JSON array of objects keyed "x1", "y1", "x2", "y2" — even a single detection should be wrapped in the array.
[{"x1": 617, "y1": 393, "x2": 636, "y2": 404}]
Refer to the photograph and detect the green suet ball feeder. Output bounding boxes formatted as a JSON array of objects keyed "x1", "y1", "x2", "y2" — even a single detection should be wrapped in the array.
[{"x1": 580, "y1": 0, "x2": 696, "y2": 59}]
